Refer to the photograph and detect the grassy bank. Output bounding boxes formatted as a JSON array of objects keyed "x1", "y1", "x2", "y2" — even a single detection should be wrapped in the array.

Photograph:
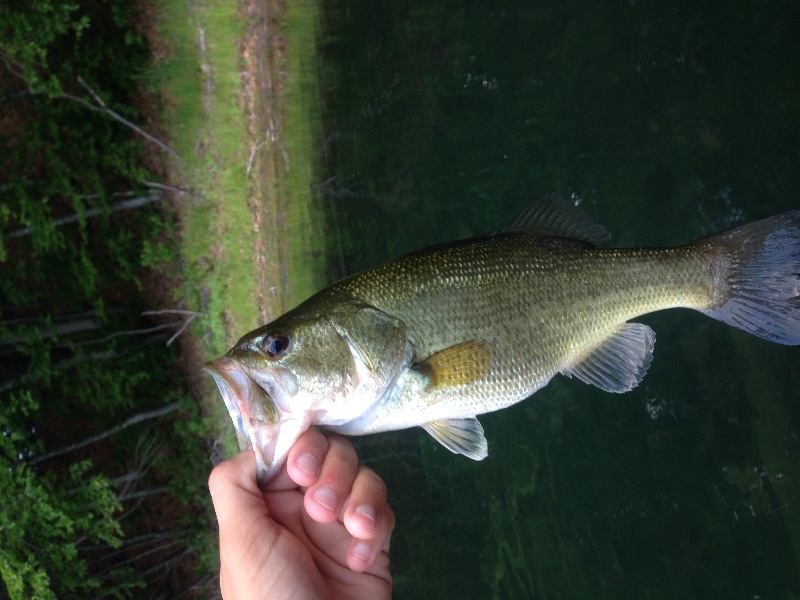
[
  {"x1": 155, "y1": 0, "x2": 327, "y2": 450},
  {"x1": 278, "y1": 1, "x2": 327, "y2": 306}
]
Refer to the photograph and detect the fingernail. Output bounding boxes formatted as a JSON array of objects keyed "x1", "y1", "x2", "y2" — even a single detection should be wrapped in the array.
[
  {"x1": 354, "y1": 504, "x2": 376, "y2": 523},
  {"x1": 313, "y1": 487, "x2": 337, "y2": 511},
  {"x1": 352, "y1": 542, "x2": 371, "y2": 562},
  {"x1": 296, "y1": 453, "x2": 318, "y2": 477}
]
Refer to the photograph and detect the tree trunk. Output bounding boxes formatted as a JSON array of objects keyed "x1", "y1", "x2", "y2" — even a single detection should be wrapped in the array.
[
  {"x1": 29, "y1": 402, "x2": 181, "y2": 465},
  {"x1": 4, "y1": 190, "x2": 163, "y2": 238}
]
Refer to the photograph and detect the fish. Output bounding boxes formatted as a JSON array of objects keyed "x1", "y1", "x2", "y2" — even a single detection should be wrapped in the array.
[{"x1": 205, "y1": 195, "x2": 800, "y2": 483}]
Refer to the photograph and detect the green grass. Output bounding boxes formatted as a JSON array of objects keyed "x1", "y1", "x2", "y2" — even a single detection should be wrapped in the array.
[
  {"x1": 279, "y1": 0, "x2": 327, "y2": 308},
  {"x1": 156, "y1": 0, "x2": 251, "y2": 351}
]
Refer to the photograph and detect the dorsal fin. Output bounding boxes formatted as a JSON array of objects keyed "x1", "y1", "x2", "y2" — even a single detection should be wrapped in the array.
[{"x1": 503, "y1": 194, "x2": 611, "y2": 245}]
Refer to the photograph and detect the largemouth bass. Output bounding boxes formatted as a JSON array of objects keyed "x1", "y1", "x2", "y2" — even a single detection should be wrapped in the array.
[{"x1": 206, "y1": 196, "x2": 800, "y2": 483}]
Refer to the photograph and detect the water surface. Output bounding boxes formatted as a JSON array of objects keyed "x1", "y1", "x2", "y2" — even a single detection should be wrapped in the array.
[{"x1": 309, "y1": 2, "x2": 800, "y2": 597}]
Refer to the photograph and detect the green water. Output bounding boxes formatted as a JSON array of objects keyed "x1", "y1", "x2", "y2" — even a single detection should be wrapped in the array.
[{"x1": 308, "y1": 1, "x2": 800, "y2": 597}]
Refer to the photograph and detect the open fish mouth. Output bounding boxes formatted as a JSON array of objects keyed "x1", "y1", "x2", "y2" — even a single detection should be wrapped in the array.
[{"x1": 204, "y1": 357, "x2": 280, "y2": 482}]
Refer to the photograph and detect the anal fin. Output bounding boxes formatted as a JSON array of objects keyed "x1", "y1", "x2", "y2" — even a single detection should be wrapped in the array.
[
  {"x1": 422, "y1": 418, "x2": 488, "y2": 460},
  {"x1": 561, "y1": 322, "x2": 655, "y2": 393}
]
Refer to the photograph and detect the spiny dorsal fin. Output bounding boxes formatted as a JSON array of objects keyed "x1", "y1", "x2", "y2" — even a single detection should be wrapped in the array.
[
  {"x1": 503, "y1": 193, "x2": 611, "y2": 245},
  {"x1": 561, "y1": 322, "x2": 655, "y2": 393},
  {"x1": 413, "y1": 340, "x2": 491, "y2": 389},
  {"x1": 422, "y1": 418, "x2": 488, "y2": 460}
]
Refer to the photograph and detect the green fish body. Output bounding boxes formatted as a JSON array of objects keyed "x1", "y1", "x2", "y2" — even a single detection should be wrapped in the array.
[{"x1": 206, "y1": 197, "x2": 800, "y2": 482}]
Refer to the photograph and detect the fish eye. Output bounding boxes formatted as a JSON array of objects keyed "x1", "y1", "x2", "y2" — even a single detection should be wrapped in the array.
[{"x1": 262, "y1": 333, "x2": 291, "y2": 359}]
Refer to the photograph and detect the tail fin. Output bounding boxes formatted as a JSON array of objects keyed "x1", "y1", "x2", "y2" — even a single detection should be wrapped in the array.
[{"x1": 701, "y1": 210, "x2": 800, "y2": 344}]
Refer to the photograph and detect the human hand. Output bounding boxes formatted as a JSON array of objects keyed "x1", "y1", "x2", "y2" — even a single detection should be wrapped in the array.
[{"x1": 208, "y1": 429, "x2": 394, "y2": 600}]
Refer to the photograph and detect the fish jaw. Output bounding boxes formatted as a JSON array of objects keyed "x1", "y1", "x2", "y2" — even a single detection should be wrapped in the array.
[{"x1": 204, "y1": 356, "x2": 294, "y2": 484}]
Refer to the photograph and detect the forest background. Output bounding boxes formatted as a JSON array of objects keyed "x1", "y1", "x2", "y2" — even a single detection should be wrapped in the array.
[{"x1": 0, "y1": 0, "x2": 321, "y2": 597}]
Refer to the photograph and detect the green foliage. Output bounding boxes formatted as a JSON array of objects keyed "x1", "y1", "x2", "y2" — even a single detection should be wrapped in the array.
[
  {"x1": 0, "y1": 392, "x2": 139, "y2": 599},
  {"x1": 164, "y1": 395, "x2": 216, "y2": 507},
  {"x1": 1, "y1": 0, "x2": 152, "y2": 309},
  {"x1": 140, "y1": 213, "x2": 181, "y2": 275},
  {"x1": 0, "y1": 1, "x2": 89, "y2": 95},
  {"x1": 59, "y1": 343, "x2": 166, "y2": 415},
  {"x1": 0, "y1": 0, "x2": 210, "y2": 597}
]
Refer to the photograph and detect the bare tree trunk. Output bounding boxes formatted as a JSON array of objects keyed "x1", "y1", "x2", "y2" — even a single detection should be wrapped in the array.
[
  {"x1": 170, "y1": 572, "x2": 217, "y2": 600},
  {"x1": 83, "y1": 529, "x2": 189, "y2": 556},
  {"x1": 118, "y1": 485, "x2": 170, "y2": 502},
  {"x1": 0, "y1": 316, "x2": 102, "y2": 346},
  {"x1": 4, "y1": 190, "x2": 163, "y2": 238},
  {"x1": 76, "y1": 320, "x2": 184, "y2": 348},
  {"x1": 0, "y1": 349, "x2": 117, "y2": 393},
  {"x1": 29, "y1": 402, "x2": 181, "y2": 465}
]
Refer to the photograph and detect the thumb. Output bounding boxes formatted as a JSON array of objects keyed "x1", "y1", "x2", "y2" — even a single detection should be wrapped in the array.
[
  {"x1": 209, "y1": 450, "x2": 278, "y2": 547},
  {"x1": 208, "y1": 451, "x2": 328, "y2": 600}
]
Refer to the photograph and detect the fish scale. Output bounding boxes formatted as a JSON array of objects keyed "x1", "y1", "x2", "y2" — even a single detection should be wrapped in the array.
[
  {"x1": 205, "y1": 197, "x2": 800, "y2": 482},
  {"x1": 333, "y1": 236, "x2": 710, "y2": 413}
]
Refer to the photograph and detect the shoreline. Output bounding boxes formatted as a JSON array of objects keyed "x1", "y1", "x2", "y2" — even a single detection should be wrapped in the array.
[{"x1": 151, "y1": 0, "x2": 327, "y2": 452}]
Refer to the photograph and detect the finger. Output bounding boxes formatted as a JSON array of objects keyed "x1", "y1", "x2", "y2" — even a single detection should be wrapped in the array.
[
  {"x1": 261, "y1": 428, "x2": 328, "y2": 492},
  {"x1": 303, "y1": 434, "x2": 359, "y2": 523},
  {"x1": 284, "y1": 427, "x2": 329, "y2": 488},
  {"x1": 341, "y1": 465, "x2": 393, "y2": 573},
  {"x1": 342, "y1": 465, "x2": 388, "y2": 540},
  {"x1": 346, "y1": 503, "x2": 395, "y2": 573}
]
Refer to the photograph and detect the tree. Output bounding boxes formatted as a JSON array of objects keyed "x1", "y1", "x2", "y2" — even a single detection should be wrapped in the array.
[
  {"x1": 0, "y1": 391, "x2": 141, "y2": 599},
  {"x1": 1, "y1": 2, "x2": 211, "y2": 596}
]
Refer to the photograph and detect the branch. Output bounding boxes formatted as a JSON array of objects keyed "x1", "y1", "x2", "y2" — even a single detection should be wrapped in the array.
[
  {"x1": 0, "y1": 49, "x2": 27, "y2": 81},
  {"x1": 112, "y1": 431, "x2": 165, "y2": 503},
  {"x1": 142, "y1": 310, "x2": 202, "y2": 346},
  {"x1": 139, "y1": 547, "x2": 197, "y2": 582},
  {"x1": 246, "y1": 138, "x2": 269, "y2": 176},
  {"x1": 28, "y1": 402, "x2": 181, "y2": 465},
  {"x1": 141, "y1": 180, "x2": 190, "y2": 195},
  {"x1": 75, "y1": 320, "x2": 183, "y2": 348},
  {"x1": 4, "y1": 190, "x2": 163, "y2": 238},
  {"x1": 71, "y1": 76, "x2": 183, "y2": 162},
  {"x1": 0, "y1": 315, "x2": 102, "y2": 346},
  {"x1": 93, "y1": 538, "x2": 186, "y2": 582},
  {"x1": 0, "y1": 70, "x2": 184, "y2": 162},
  {"x1": 83, "y1": 529, "x2": 188, "y2": 555},
  {"x1": 0, "y1": 55, "x2": 183, "y2": 162}
]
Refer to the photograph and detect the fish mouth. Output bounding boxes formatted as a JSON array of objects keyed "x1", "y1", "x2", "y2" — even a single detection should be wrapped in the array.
[{"x1": 204, "y1": 356, "x2": 280, "y2": 482}]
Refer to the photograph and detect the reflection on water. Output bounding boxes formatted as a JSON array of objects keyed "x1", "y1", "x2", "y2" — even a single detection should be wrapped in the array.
[{"x1": 310, "y1": 1, "x2": 800, "y2": 597}]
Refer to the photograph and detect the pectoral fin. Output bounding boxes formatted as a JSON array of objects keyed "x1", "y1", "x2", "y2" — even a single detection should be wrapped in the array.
[
  {"x1": 561, "y1": 322, "x2": 655, "y2": 393},
  {"x1": 413, "y1": 339, "x2": 491, "y2": 389},
  {"x1": 422, "y1": 418, "x2": 488, "y2": 460}
]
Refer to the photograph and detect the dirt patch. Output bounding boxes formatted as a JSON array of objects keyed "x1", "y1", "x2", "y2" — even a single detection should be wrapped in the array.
[{"x1": 241, "y1": 0, "x2": 290, "y2": 328}]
